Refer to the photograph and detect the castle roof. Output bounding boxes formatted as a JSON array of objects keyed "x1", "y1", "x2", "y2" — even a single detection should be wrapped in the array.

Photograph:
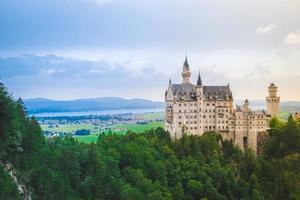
[
  {"x1": 168, "y1": 83, "x2": 232, "y2": 101},
  {"x1": 196, "y1": 72, "x2": 202, "y2": 86},
  {"x1": 183, "y1": 56, "x2": 189, "y2": 69},
  {"x1": 203, "y1": 86, "x2": 232, "y2": 100},
  {"x1": 172, "y1": 83, "x2": 197, "y2": 100}
]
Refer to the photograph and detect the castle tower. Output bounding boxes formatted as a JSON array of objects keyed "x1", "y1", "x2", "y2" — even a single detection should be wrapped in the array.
[
  {"x1": 196, "y1": 71, "x2": 204, "y2": 133},
  {"x1": 196, "y1": 71, "x2": 203, "y2": 97},
  {"x1": 243, "y1": 99, "x2": 249, "y2": 111},
  {"x1": 182, "y1": 56, "x2": 191, "y2": 84},
  {"x1": 266, "y1": 83, "x2": 280, "y2": 117}
]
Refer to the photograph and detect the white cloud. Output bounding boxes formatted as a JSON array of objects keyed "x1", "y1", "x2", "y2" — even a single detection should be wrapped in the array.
[
  {"x1": 39, "y1": 69, "x2": 57, "y2": 77},
  {"x1": 283, "y1": 31, "x2": 300, "y2": 45},
  {"x1": 256, "y1": 24, "x2": 276, "y2": 34}
]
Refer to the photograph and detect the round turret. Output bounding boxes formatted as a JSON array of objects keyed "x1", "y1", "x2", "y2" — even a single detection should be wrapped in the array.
[
  {"x1": 266, "y1": 83, "x2": 280, "y2": 117},
  {"x1": 268, "y1": 82, "x2": 278, "y2": 97}
]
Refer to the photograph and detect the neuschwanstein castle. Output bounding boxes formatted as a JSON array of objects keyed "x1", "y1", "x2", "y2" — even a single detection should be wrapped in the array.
[{"x1": 165, "y1": 57, "x2": 280, "y2": 152}]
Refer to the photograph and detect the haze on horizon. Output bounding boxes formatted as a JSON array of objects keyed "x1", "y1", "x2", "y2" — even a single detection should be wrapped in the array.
[{"x1": 0, "y1": 0, "x2": 300, "y2": 101}]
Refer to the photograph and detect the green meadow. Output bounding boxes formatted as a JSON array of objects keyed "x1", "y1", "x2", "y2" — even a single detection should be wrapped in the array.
[
  {"x1": 78, "y1": 121, "x2": 164, "y2": 143},
  {"x1": 42, "y1": 121, "x2": 165, "y2": 143}
]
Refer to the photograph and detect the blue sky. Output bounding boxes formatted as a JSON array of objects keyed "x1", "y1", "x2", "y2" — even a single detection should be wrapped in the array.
[{"x1": 0, "y1": 0, "x2": 300, "y2": 101}]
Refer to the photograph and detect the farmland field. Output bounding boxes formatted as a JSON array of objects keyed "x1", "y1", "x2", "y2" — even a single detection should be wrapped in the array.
[
  {"x1": 140, "y1": 112, "x2": 164, "y2": 120},
  {"x1": 76, "y1": 121, "x2": 164, "y2": 143},
  {"x1": 41, "y1": 124, "x2": 100, "y2": 133},
  {"x1": 42, "y1": 121, "x2": 165, "y2": 143}
]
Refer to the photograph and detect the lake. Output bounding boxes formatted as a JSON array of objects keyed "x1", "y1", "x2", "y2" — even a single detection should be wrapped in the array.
[{"x1": 30, "y1": 108, "x2": 165, "y2": 117}]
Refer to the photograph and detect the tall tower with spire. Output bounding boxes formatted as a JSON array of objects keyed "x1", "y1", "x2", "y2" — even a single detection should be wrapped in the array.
[
  {"x1": 196, "y1": 71, "x2": 203, "y2": 97},
  {"x1": 266, "y1": 83, "x2": 280, "y2": 117},
  {"x1": 182, "y1": 56, "x2": 191, "y2": 84},
  {"x1": 196, "y1": 71, "x2": 204, "y2": 133}
]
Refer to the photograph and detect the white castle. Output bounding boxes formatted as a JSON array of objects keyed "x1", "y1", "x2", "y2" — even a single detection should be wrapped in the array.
[{"x1": 165, "y1": 57, "x2": 280, "y2": 152}]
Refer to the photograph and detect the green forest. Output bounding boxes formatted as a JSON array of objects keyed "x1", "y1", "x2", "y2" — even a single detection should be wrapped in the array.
[{"x1": 0, "y1": 82, "x2": 299, "y2": 200}]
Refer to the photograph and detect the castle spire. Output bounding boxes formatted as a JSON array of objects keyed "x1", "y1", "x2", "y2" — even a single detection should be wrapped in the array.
[
  {"x1": 196, "y1": 71, "x2": 202, "y2": 86},
  {"x1": 183, "y1": 55, "x2": 189, "y2": 69},
  {"x1": 182, "y1": 56, "x2": 191, "y2": 84}
]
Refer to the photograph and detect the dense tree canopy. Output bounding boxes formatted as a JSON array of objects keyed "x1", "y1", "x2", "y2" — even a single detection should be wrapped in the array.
[{"x1": 0, "y1": 82, "x2": 299, "y2": 200}]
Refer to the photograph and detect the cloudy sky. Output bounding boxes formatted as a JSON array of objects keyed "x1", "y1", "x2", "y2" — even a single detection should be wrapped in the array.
[{"x1": 0, "y1": 0, "x2": 300, "y2": 101}]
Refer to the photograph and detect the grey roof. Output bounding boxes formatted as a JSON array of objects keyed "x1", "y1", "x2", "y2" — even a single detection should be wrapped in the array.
[
  {"x1": 235, "y1": 106, "x2": 266, "y2": 115},
  {"x1": 196, "y1": 72, "x2": 202, "y2": 86},
  {"x1": 250, "y1": 110, "x2": 266, "y2": 115},
  {"x1": 168, "y1": 83, "x2": 232, "y2": 101},
  {"x1": 203, "y1": 86, "x2": 232, "y2": 100},
  {"x1": 172, "y1": 83, "x2": 197, "y2": 100}
]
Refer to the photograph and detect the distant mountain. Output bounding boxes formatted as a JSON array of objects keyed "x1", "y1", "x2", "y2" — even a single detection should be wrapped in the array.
[
  {"x1": 24, "y1": 97, "x2": 300, "y2": 114},
  {"x1": 24, "y1": 97, "x2": 164, "y2": 114}
]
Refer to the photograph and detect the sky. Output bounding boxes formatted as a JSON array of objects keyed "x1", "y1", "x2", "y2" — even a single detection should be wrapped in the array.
[{"x1": 0, "y1": 0, "x2": 300, "y2": 101}]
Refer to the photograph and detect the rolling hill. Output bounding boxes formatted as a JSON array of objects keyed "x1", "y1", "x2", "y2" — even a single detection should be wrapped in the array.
[{"x1": 24, "y1": 97, "x2": 164, "y2": 114}]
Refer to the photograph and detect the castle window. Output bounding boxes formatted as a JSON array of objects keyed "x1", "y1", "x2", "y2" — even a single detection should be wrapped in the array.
[
  {"x1": 179, "y1": 104, "x2": 181, "y2": 107},
  {"x1": 206, "y1": 103, "x2": 209, "y2": 106}
]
